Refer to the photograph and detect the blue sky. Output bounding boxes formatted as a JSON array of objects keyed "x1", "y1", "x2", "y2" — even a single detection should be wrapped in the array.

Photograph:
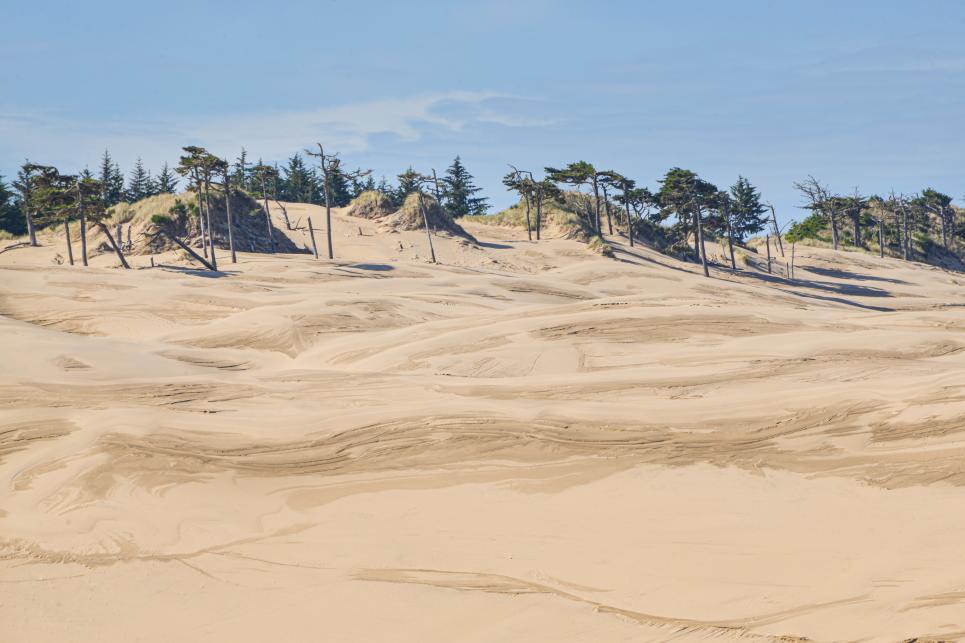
[{"x1": 3, "y1": 0, "x2": 964, "y2": 222}]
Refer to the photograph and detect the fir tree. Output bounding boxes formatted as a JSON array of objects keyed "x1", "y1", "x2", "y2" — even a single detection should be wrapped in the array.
[
  {"x1": 155, "y1": 162, "x2": 178, "y2": 194},
  {"x1": 728, "y1": 176, "x2": 768, "y2": 241},
  {"x1": 98, "y1": 150, "x2": 125, "y2": 206},
  {"x1": 234, "y1": 148, "x2": 249, "y2": 191},
  {"x1": 126, "y1": 158, "x2": 151, "y2": 202},
  {"x1": 442, "y1": 156, "x2": 488, "y2": 217},
  {"x1": 280, "y1": 153, "x2": 314, "y2": 203},
  {"x1": 395, "y1": 167, "x2": 421, "y2": 205},
  {"x1": 0, "y1": 174, "x2": 25, "y2": 236}
]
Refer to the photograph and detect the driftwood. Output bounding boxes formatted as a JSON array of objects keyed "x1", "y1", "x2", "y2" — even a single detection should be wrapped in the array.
[{"x1": 0, "y1": 241, "x2": 31, "y2": 255}]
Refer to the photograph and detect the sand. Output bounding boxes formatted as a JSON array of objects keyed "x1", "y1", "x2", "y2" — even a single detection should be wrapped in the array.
[{"x1": 1, "y1": 201, "x2": 965, "y2": 642}]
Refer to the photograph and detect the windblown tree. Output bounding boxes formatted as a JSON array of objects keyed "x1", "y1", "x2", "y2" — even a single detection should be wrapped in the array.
[
  {"x1": 31, "y1": 167, "x2": 129, "y2": 268},
  {"x1": 442, "y1": 156, "x2": 488, "y2": 218},
  {"x1": 306, "y1": 143, "x2": 370, "y2": 260},
  {"x1": 503, "y1": 166, "x2": 535, "y2": 240},
  {"x1": 611, "y1": 173, "x2": 637, "y2": 246},
  {"x1": 12, "y1": 162, "x2": 39, "y2": 246},
  {"x1": 793, "y1": 176, "x2": 839, "y2": 250},
  {"x1": 656, "y1": 167, "x2": 718, "y2": 274},
  {"x1": 546, "y1": 162, "x2": 600, "y2": 233},
  {"x1": 841, "y1": 189, "x2": 868, "y2": 248},
  {"x1": 530, "y1": 177, "x2": 561, "y2": 241},
  {"x1": 596, "y1": 170, "x2": 624, "y2": 235},
  {"x1": 176, "y1": 146, "x2": 220, "y2": 267}
]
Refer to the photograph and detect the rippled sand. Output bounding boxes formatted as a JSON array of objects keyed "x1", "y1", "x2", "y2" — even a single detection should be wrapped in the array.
[{"x1": 2, "y1": 204, "x2": 965, "y2": 641}]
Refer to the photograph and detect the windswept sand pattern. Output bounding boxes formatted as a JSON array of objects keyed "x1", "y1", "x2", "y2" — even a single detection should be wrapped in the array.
[{"x1": 1, "y1": 204, "x2": 964, "y2": 642}]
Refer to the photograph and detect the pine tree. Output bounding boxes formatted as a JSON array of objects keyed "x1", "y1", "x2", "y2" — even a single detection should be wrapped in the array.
[
  {"x1": 126, "y1": 158, "x2": 151, "y2": 202},
  {"x1": 156, "y1": 162, "x2": 178, "y2": 194},
  {"x1": 728, "y1": 176, "x2": 768, "y2": 241},
  {"x1": 98, "y1": 150, "x2": 125, "y2": 206},
  {"x1": 280, "y1": 153, "x2": 314, "y2": 203},
  {"x1": 234, "y1": 148, "x2": 249, "y2": 191},
  {"x1": 0, "y1": 174, "x2": 25, "y2": 236},
  {"x1": 395, "y1": 167, "x2": 422, "y2": 205},
  {"x1": 442, "y1": 156, "x2": 488, "y2": 217}
]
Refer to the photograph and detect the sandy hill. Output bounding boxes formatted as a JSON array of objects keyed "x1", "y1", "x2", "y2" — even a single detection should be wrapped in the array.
[{"x1": 1, "y1": 199, "x2": 964, "y2": 642}]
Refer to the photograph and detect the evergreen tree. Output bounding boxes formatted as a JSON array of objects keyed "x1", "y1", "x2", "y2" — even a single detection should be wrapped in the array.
[
  {"x1": 155, "y1": 162, "x2": 178, "y2": 194},
  {"x1": 728, "y1": 176, "x2": 768, "y2": 241},
  {"x1": 442, "y1": 156, "x2": 489, "y2": 217},
  {"x1": 395, "y1": 167, "x2": 421, "y2": 204},
  {"x1": 98, "y1": 150, "x2": 125, "y2": 206},
  {"x1": 234, "y1": 148, "x2": 249, "y2": 191},
  {"x1": 126, "y1": 158, "x2": 151, "y2": 202},
  {"x1": 280, "y1": 153, "x2": 314, "y2": 203},
  {"x1": 0, "y1": 174, "x2": 25, "y2": 236}
]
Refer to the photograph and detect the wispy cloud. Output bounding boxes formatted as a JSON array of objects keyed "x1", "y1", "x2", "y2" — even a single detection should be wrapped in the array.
[{"x1": 0, "y1": 91, "x2": 548, "y2": 174}]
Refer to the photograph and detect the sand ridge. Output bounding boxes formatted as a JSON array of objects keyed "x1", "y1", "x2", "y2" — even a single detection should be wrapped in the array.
[{"x1": 1, "y1": 202, "x2": 965, "y2": 641}]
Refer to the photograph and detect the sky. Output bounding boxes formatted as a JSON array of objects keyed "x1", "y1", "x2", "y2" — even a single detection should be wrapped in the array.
[{"x1": 3, "y1": 0, "x2": 965, "y2": 223}]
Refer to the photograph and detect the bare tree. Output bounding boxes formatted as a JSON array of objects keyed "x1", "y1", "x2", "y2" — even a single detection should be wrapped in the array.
[
  {"x1": 306, "y1": 143, "x2": 370, "y2": 259},
  {"x1": 793, "y1": 176, "x2": 838, "y2": 250}
]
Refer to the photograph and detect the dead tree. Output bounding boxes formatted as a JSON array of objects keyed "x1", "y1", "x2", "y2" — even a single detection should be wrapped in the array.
[
  {"x1": 720, "y1": 192, "x2": 737, "y2": 270},
  {"x1": 307, "y1": 217, "x2": 319, "y2": 259},
  {"x1": 306, "y1": 143, "x2": 370, "y2": 260},
  {"x1": 792, "y1": 177, "x2": 838, "y2": 250},
  {"x1": 765, "y1": 202, "x2": 785, "y2": 257}
]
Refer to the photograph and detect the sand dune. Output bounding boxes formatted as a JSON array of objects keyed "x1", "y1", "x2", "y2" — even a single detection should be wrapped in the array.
[{"x1": 2, "y1": 202, "x2": 965, "y2": 641}]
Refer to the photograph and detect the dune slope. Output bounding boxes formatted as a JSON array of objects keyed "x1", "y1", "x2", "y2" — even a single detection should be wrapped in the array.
[{"x1": 1, "y1": 202, "x2": 965, "y2": 642}]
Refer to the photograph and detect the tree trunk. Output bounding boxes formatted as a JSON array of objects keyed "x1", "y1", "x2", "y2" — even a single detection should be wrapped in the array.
[
  {"x1": 203, "y1": 175, "x2": 217, "y2": 270},
  {"x1": 853, "y1": 212, "x2": 861, "y2": 247},
  {"x1": 418, "y1": 194, "x2": 437, "y2": 264},
  {"x1": 523, "y1": 193, "x2": 532, "y2": 241},
  {"x1": 25, "y1": 207, "x2": 37, "y2": 246},
  {"x1": 829, "y1": 207, "x2": 839, "y2": 250},
  {"x1": 724, "y1": 202, "x2": 736, "y2": 270},
  {"x1": 261, "y1": 179, "x2": 275, "y2": 253},
  {"x1": 96, "y1": 221, "x2": 130, "y2": 269},
  {"x1": 768, "y1": 204, "x2": 785, "y2": 257},
  {"x1": 196, "y1": 182, "x2": 208, "y2": 258},
  {"x1": 224, "y1": 181, "x2": 237, "y2": 263},
  {"x1": 692, "y1": 210, "x2": 701, "y2": 261},
  {"x1": 695, "y1": 206, "x2": 709, "y2": 277},
  {"x1": 323, "y1": 179, "x2": 334, "y2": 260},
  {"x1": 535, "y1": 193, "x2": 542, "y2": 241},
  {"x1": 940, "y1": 206, "x2": 949, "y2": 250},
  {"x1": 766, "y1": 234, "x2": 772, "y2": 274},
  {"x1": 900, "y1": 202, "x2": 909, "y2": 260},
  {"x1": 79, "y1": 214, "x2": 88, "y2": 266},
  {"x1": 157, "y1": 230, "x2": 214, "y2": 270},
  {"x1": 116, "y1": 223, "x2": 123, "y2": 252},
  {"x1": 602, "y1": 185, "x2": 613, "y2": 235},
  {"x1": 790, "y1": 242, "x2": 796, "y2": 279},
  {"x1": 878, "y1": 219, "x2": 884, "y2": 258},
  {"x1": 591, "y1": 177, "x2": 601, "y2": 234},
  {"x1": 307, "y1": 216, "x2": 319, "y2": 259},
  {"x1": 64, "y1": 219, "x2": 74, "y2": 265},
  {"x1": 625, "y1": 201, "x2": 634, "y2": 248}
]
